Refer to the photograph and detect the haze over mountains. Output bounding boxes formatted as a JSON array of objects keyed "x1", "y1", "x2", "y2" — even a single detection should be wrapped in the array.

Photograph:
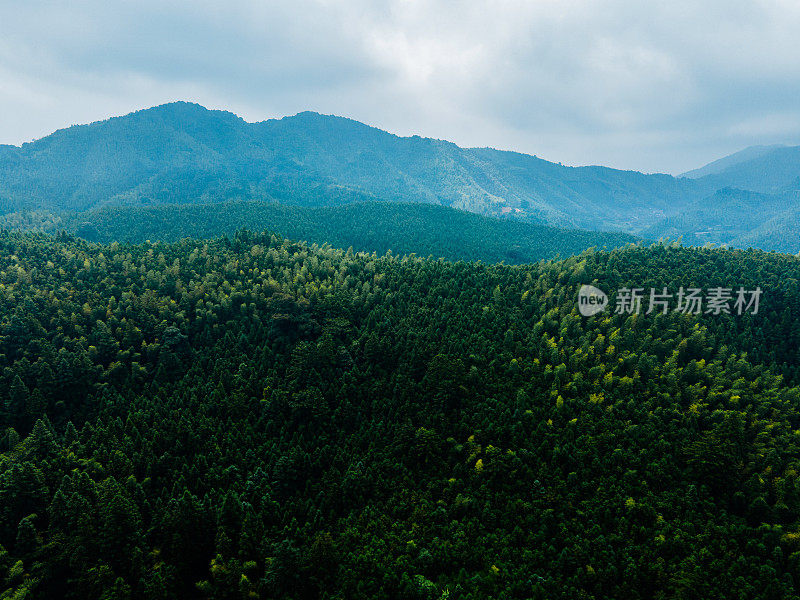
[
  {"x1": 680, "y1": 144, "x2": 789, "y2": 179},
  {"x1": 1, "y1": 101, "x2": 798, "y2": 254}
]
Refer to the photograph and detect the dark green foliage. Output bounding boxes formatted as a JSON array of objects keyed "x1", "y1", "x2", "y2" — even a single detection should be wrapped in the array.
[
  {"x1": 52, "y1": 200, "x2": 639, "y2": 264},
  {"x1": 1, "y1": 229, "x2": 800, "y2": 598}
]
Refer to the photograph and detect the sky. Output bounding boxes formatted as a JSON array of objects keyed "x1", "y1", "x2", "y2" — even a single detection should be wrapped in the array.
[{"x1": 2, "y1": 0, "x2": 800, "y2": 174}]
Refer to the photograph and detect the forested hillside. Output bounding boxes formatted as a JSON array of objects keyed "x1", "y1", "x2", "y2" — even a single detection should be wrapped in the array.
[
  {"x1": 3, "y1": 102, "x2": 800, "y2": 252},
  {"x1": 681, "y1": 145, "x2": 788, "y2": 180},
  {"x1": 0, "y1": 201, "x2": 638, "y2": 264},
  {"x1": 685, "y1": 145, "x2": 800, "y2": 194},
  {"x1": 2, "y1": 230, "x2": 800, "y2": 598},
  {"x1": 0, "y1": 102, "x2": 714, "y2": 230},
  {"x1": 642, "y1": 188, "x2": 800, "y2": 254}
]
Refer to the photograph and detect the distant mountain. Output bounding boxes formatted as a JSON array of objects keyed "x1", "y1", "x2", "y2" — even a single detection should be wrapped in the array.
[
  {"x1": 687, "y1": 144, "x2": 800, "y2": 194},
  {"x1": 642, "y1": 187, "x2": 800, "y2": 254},
  {"x1": 2, "y1": 101, "x2": 800, "y2": 253},
  {"x1": 681, "y1": 144, "x2": 787, "y2": 179},
  {"x1": 734, "y1": 204, "x2": 800, "y2": 253},
  {"x1": 1, "y1": 201, "x2": 640, "y2": 264},
  {"x1": 0, "y1": 102, "x2": 714, "y2": 232},
  {"x1": 645, "y1": 144, "x2": 800, "y2": 252}
]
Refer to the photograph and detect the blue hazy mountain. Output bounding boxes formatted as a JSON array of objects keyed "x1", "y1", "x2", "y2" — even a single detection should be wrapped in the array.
[
  {"x1": 681, "y1": 144, "x2": 788, "y2": 179},
  {"x1": 685, "y1": 144, "x2": 800, "y2": 194},
  {"x1": 2, "y1": 101, "x2": 799, "y2": 252},
  {"x1": 0, "y1": 102, "x2": 715, "y2": 232},
  {"x1": 648, "y1": 143, "x2": 800, "y2": 253},
  {"x1": 642, "y1": 187, "x2": 800, "y2": 253}
]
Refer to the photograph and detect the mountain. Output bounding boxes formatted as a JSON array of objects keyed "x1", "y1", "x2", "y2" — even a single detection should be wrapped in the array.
[
  {"x1": 681, "y1": 144, "x2": 787, "y2": 179},
  {"x1": 648, "y1": 144, "x2": 800, "y2": 251},
  {"x1": 0, "y1": 102, "x2": 714, "y2": 232},
  {"x1": 734, "y1": 203, "x2": 800, "y2": 252},
  {"x1": 3, "y1": 101, "x2": 800, "y2": 252},
  {"x1": 688, "y1": 144, "x2": 800, "y2": 194},
  {"x1": 642, "y1": 188, "x2": 800, "y2": 253}
]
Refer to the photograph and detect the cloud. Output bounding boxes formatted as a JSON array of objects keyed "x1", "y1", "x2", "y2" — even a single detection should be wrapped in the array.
[{"x1": 1, "y1": 0, "x2": 800, "y2": 173}]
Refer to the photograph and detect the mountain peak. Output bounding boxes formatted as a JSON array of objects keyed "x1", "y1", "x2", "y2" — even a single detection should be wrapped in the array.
[
  {"x1": 278, "y1": 110, "x2": 387, "y2": 131},
  {"x1": 682, "y1": 144, "x2": 789, "y2": 179},
  {"x1": 133, "y1": 101, "x2": 244, "y2": 124},
  {"x1": 145, "y1": 100, "x2": 208, "y2": 112}
]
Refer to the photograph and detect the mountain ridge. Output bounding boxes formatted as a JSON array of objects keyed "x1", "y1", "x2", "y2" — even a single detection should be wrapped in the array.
[
  {"x1": 0, "y1": 101, "x2": 716, "y2": 231},
  {"x1": 689, "y1": 145, "x2": 800, "y2": 194},
  {"x1": 681, "y1": 144, "x2": 789, "y2": 179},
  {"x1": 2, "y1": 101, "x2": 799, "y2": 252}
]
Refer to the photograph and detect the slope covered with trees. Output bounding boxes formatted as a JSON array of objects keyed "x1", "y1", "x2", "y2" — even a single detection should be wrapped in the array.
[
  {"x1": 0, "y1": 102, "x2": 714, "y2": 231},
  {"x1": 685, "y1": 144, "x2": 800, "y2": 194},
  {"x1": 4, "y1": 102, "x2": 800, "y2": 252},
  {"x1": 681, "y1": 145, "x2": 789, "y2": 180},
  {"x1": 1, "y1": 230, "x2": 800, "y2": 598},
  {"x1": 642, "y1": 188, "x2": 800, "y2": 254},
  {"x1": 60, "y1": 201, "x2": 639, "y2": 263}
]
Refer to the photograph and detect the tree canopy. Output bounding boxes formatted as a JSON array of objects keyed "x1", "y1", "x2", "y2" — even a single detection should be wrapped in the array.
[{"x1": 1, "y1": 229, "x2": 800, "y2": 598}]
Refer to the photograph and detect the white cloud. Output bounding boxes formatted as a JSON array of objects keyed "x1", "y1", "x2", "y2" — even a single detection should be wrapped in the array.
[{"x1": 1, "y1": 0, "x2": 799, "y2": 173}]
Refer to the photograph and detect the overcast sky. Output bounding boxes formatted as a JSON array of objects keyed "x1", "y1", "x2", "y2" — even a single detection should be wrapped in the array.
[{"x1": 2, "y1": 0, "x2": 800, "y2": 174}]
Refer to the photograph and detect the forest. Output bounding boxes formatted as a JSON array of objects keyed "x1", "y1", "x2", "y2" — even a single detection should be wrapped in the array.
[
  {"x1": 2, "y1": 228, "x2": 800, "y2": 598},
  {"x1": 0, "y1": 201, "x2": 639, "y2": 265}
]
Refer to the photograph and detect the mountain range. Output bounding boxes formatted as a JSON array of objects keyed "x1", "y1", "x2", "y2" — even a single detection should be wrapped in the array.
[
  {"x1": 4, "y1": 105, "x2": 800, "y2": 599},
  {"x1": 1, "y1": 101, "x2": 798, "y2": 253}
]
